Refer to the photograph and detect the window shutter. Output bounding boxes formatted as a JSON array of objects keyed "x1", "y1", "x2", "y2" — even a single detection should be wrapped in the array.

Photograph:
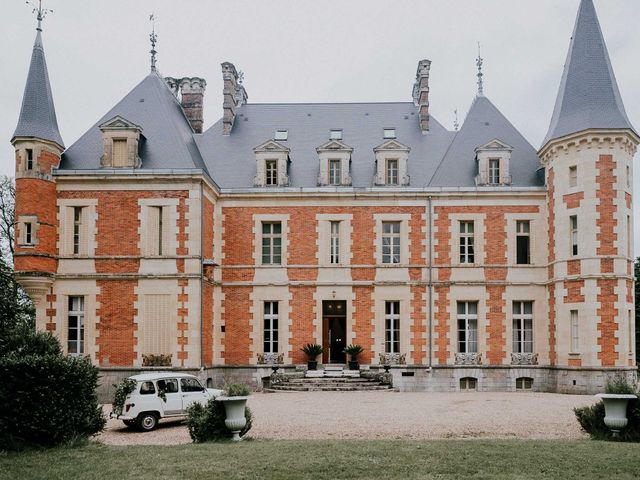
[
  {"x1": 146, "y1": 207, "x2": 160, "y2": 255},
  {"x1": 112, "y1": 139, "x2": 128, "y2": 167},
  {"x1": 141, "y1": 294, "x2": 171, "y2": 355}
]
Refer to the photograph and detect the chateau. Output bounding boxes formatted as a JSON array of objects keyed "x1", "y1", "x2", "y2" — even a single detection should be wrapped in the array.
[{"x1": 11, "y1": 0, "x2": 638, "y2": 394}]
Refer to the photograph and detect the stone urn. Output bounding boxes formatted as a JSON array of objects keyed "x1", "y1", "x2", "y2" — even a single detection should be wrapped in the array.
[
  {"x1": 218, "y1": 396, "x2": 249, "y2": 441},
  {"x1": 595, "y1": 393, "x2": 638, "y2": 437}
]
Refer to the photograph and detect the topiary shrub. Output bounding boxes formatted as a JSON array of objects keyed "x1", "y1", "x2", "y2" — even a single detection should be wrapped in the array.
[
  {"x1": 186, "y1": 398, "x2": 252, "y2": 442},
  {"x1": 0, "y1": 353, "x2": 106, "y2": 450}
]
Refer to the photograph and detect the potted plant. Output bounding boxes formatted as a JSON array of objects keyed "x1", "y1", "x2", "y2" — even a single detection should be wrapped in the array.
[
  {"x1": 344, "y1": 344, "x2": 364, "y2": 370},
  {"x1": 595, "y1": 392, "x2": 638, "y2": 437},
  {"x1": 301, "y1": 343, "x2": 323, "y2": 370},
  {"x1": 217, "y1": 383, "x2": 251, "y2": 441}
]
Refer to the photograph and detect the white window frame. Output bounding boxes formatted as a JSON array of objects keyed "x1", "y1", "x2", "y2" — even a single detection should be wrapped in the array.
[
  {"x1": 459, "y1": 221, "x2": 475, "y2": 264},
  {"x1": 328, "y1": 159, "x2": 341, "y2": 186},
  {"x1": 381, "y1": 221, "x2": 401, "y2": 264},
  {"x1": 68, "y1": 296, "x2": 85, "y2": 356},
  {"x1": 488, "y1": 158, "x2": 500, "y2": 184},
  {"x1": 263, "y1": 301, "x2": 279, "y2": 354},
  {"x1": 457, "y1": 301, "x2": 478, "y2": 353},
  {"x1": 72, "y1": 206, "x2": 84, "y2": 255},
  {"x1": 265, "y1": 159, "x2": 278, "y2": 186},
  {"x1": 26, "y1": 148, "x2": 34, "y2": 171},
  {"x1": 570, "y1": 309, "x2": 579, "y2": 352},
  {"x1": 25, "y1": 222, "x2": 33, "y2": 245},
  {"x1": 385, "y1": 158, "x2": 399, "y2": 185},
  {"x1": 385, "y1": 301, "x2": 400, "y2": 354},
  {"x1": 512, "y1": 301, "x2": 533, "y2": 354},
  {"x1": 262, "y1": 222, "x2": 282, "y2": 265},
  {"x1": 570, "y1": 215, "x2": 578, "y2": 257},
  {"x1": 330, "y1": 221, "x2": 340, "y2": 265},
  {"x1": 516, "y1": 220, "x2": 530, "y2": 265}
]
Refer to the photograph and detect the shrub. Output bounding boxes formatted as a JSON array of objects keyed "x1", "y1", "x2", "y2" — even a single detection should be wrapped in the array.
[
  {"x1": 225, "y1": 383, "x2": 251, "y2": 397},
  {"x1": 344, "y1": 344, "x2": 364, "y2": 360},
  {"x1": 0, "y1": 353, "x2": 106, "y2": 450},
  {"x1": 186, "y1": 398, "x2": 252, "y2": 443},
  {"x1": 112, "y1": 378, "x2": 138, "y2": 416},
  {"x1": 301, "y1": 343, "x2": 323, "y2": 360},
  {"x1": 142, "y1": 354, "x2": 172, "y2": 367}
]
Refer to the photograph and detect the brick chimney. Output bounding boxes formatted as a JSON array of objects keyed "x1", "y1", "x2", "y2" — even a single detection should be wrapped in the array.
[
  {"x1": 412, "y1": 59, "x2": 431, "y2": 134},
  {"x1": 179, "y1": 77, "x2": 206, "y2": 133},
  {"x1": 222, "y1": 62, "x2": 245, "y2": 135}
]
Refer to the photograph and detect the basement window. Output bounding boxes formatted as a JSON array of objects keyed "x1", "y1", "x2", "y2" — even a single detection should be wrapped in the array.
[
  {"x1": 460, "y1": 377, "x2": 477, "y2": 390},
  {"x1": 274, "y1": 130, "x2": 288, "y2": 141},
  {"x1": 516, "y1": 377, "x2": 533, "y2": 390}
]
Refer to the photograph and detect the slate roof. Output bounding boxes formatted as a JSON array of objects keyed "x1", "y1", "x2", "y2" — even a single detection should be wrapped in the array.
[
  {"x1": 13, "y1": 31, "x2": 64, "y2": 148},
  {"x1": 61, "y1": 73, "x2": 206, "y2": 171},
  {"x1": 542, "y1": 0, "x2": 635, "y2": 147}
]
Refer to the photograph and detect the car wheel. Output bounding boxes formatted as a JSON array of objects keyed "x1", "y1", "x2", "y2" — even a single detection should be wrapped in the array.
[{"x1": 137, "y1": 412, "x2": 158, "y2": 432}]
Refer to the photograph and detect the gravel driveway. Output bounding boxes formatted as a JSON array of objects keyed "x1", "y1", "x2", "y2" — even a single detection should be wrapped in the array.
[{"x1": 96, "y1": 391, "x2": 593, "y2": 445}]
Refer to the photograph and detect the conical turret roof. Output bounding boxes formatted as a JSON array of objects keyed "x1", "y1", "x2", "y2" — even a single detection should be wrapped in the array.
[
  {"x1": 12, "y1": 30, "x2": 64, "y2": 149},
  {"x1": 542, "y1": 0, "x2": 634, "y2": 147}
]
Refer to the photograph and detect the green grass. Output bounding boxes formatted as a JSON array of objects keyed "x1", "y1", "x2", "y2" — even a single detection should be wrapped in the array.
[{"x1": 1, "y1": 439, "x2": 639, "y2": 480}]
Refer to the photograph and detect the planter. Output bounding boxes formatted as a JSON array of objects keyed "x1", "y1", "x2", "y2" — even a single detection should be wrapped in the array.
[
  {"x1": 218, "y1": 396, "x2": 249, "y2": 441},
  {"x1": 307, "y1": 361, "x2": 318, "y2": 370},
  {"x1": 595, "y1": 393, "x2": 637, "y2": 437},
  {"x1": 348, "y1": 361, "x2": 359, "y2": 370}
]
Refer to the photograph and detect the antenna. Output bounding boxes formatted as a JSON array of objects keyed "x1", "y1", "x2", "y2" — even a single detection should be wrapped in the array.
[
  {"x1": 453, "y1": 108, "x2": 459, "y2": 131},
  {"x1": 476, "y1": 42, "x2": 484, "y2": 96},
  {"x1": 26, "y1": 0, "x2": 53, "y2": 32},
  {"x1": 149, "y1": 13, "x2": 158, "y2": 72}
]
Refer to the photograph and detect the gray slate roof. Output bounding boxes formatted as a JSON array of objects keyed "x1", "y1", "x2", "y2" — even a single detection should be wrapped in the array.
[
  {"x1": 542, "y1": 0, "x2": 634, "y2": 146},
  {"x1": 429, "y1": 96, "x2": 541, "y2": 187},
  {"x1": 61, "y1": 73, "x2": 206, "y2": 171},
  {"x1": 13, "y1": 31, "x2": 64, "y2": 148}
]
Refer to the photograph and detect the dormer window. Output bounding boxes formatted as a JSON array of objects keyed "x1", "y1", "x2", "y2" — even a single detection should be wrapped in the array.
[
  {"x1": 383, "y1": 128, "x2": 396, "y2": 139},
  {"x1": 373, "y1": 139, "x2": 410, "y2": 186},
  {"x1": 316, "y1": 140, "x2": 353, "y2": 186},
  {"x1": 99, "y1": 115, "x2": 143, "y2": 169},
  {"x1": 274, "y1": 130, "x2": 288, "y2": 141},
  {"x1": 330, "y1": 130, "x2": 343, "y2": 140},
  {"x1": 386, "y1": 159, "x2": 399, "y2": 185},
  {"x1": 265, "y1": 160, "x2": 278, "y2": 186},
  {"x1": 253, "y1": 140, "x2": 290, "y2": 187},
  {"x1": 329, "y1": 159, "x2": 341, "y2": 185},
  {"x1": 474, "y1": 139, "x2": 513, "y2": 186}
]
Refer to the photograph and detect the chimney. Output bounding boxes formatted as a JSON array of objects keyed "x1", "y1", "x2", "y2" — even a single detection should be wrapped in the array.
[
  {"x1": 179, "y1": 77, "x2": 206, "y2": 134},
  {"x1": 412, "y1": 59, "x2": 431, "y2": 134},
  {"x1": 222, "y1": 62, "x2": 242, "y2": 135}
]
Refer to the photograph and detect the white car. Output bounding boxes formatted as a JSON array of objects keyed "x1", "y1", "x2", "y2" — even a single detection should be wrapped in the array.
[{"x1": 110, "y1": 372, "x2": 223, "y2": 431}]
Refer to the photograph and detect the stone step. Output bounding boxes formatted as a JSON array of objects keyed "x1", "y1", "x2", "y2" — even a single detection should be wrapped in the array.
[
  {"x1": 280, "y1": 382, "x2": 384, "y2": 389},
  {"x1": 287, "y1": 377, "x2": 379, "y2": 384},
  {"x1": 268, "y1": 385, "x2": 392, "y2": 392}
]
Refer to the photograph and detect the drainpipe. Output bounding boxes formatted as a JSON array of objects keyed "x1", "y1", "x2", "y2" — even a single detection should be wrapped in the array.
[
  {"x1": 427, "y1": 196, "x2": 433, "y2": 369},
  {"x1": 200, "y1": 179, "x2": 204, "y2": 369}
]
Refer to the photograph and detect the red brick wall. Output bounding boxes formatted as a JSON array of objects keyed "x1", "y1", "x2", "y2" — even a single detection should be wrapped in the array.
[
  {"x1": 352, "y1": 286, "x2": 374, "y2": 364},
  {"x1": 221, "y1": 286, "x2": 251, "y2": 364},
  {"x1": 96, "y1": 280, "x2": 137, "y2": 366},
  {"x1": 289, "y1": 286, "x2": 316, "y2": 364},
  {"x1": 597, "y1": 279, "x2": 619, "y2": 367},
  {"x1": 410, "y1": 285, "x2": 426, "y2": 364}
]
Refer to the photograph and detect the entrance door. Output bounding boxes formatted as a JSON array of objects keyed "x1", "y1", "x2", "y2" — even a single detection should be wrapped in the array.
[{"x1": 322, "y1": 301, "x2": 347, "y2": 364}]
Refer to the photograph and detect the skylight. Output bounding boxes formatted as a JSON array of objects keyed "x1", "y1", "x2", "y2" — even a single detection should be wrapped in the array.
[
  {"x1": 383, "y1": 128, "x2": 396, "y2": 139},
  {"x1": 330, "y1": 129, "x2": 342, "y2": 140},
  {"x1": 274, "y1": 130, "x2": 288, "y2": 141}
]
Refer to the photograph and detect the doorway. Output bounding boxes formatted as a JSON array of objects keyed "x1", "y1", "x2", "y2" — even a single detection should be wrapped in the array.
[{"x1": 322, "y1": 300, "x2": 347, "y2": 364}]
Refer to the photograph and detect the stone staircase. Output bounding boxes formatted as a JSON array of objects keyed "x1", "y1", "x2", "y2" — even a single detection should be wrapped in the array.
[{"x1": 267, "y1": 366, "x2": 393, "y2": 392}]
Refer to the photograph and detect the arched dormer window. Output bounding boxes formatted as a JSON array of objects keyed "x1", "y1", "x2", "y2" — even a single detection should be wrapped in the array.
[
  {"x1": 99, "y1": 116, "x2": 143, "y2": 168},
  {"x1": 373, "y1": 139, "x2": 410, "y2": 186},
  {"x1": 316, "y1": 139, "x2": 353, "y2": 186},
  {"x1": 253, "y1": 140, "x2": 290, "y2": 187},
  {"x1": 475, "y1": 139, "x2": 513, "y2": 186}
]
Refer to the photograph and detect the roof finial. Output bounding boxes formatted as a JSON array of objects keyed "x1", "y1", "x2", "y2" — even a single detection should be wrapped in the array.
[
  {"x1": 476, "y1": 42, "x2": 484, "y2": 97},
  {"x1": 27, "y1": 0, "x2": 53, "y2": 32},
  {"x1": 149, "y1": 13, "x2": 158, "y2": 72},
  {"x1": 453, "y1": 108, "x2": 459, "y2": 131}
]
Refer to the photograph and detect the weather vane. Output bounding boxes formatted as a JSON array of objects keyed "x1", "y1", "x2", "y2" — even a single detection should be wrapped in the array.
[
  {"x1": 26, "y1": 0, "x2": 53, "y2": 32},
  {"x1": 149, "y1": 13, "x2": 158, "y2": 72},
  {"x1": 453, "y1": 108, "x2": 459, "y2": 131},
  {"x1": 476, "y1": 42, "x2": 484, "y2": 96}
]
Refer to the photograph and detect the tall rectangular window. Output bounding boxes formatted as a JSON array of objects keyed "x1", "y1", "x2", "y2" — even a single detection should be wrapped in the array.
[
  {"x1": 629, "y1": 310, "x2": 633, "y2": 354},
  {"x1": 147, "y1": 206, "x2": 164, "y2": 256},
  {"x1": 73, "y1": 206, "x2": 83, "y2": 255},
  {"x1": 386, "y1": 159, "x2": 398, "y2": 185},
  {"x1": 263, "y1": 301, "x2": 279, "y2": 354},
  {"x1": 459, "y1": 221, "x2": 475, "y2": 264},
  {"x1": 262, "y1": 222, "x2": 282, "y2": 265},
  {"x1": 329, "y1": 159, "x2": 341, "y2": 185},
  {"x1": 516, "y1": 220, "x2": 530, "y2": 265},
  {"x1": 265, "y1": 160, "x2": 278, "y2": 186},
  {"x1": 489, "y1": 159, "x2": 500, "y2": 184},
  {"x1": 570, "y1": 215, "x2": 578, "y2": 256},
  {"x1": 68, "y1": 296, "x2": 85, "y2": 356},
  {"x1": 627, "y1": 215, "x2": 632, "y2": 257},
  {"x1": 112, "y1": 139, "x2": 128, "y2": 167},
  {"x1": 627, "y1": 165, "x2": 631, "y2": 188},
  {"x1": 26, "y1": 149, "x2": 33, "y2": 170},
  {"x1": 330, "y1": 221, "x2": 340, "y2": 264},
  {"x1": 457, "y1": 301, "x2": 478, "y2": 353},
  {"x1": 570, "y1": 310, "x2": 579, "y2": 352},
  {"x1": 24, "y1": 222, "x2": 33, "y2": 245},
  {"x1": 385, "y1": 301, "x2": 400, "y2": 354},
  {"x1": 512, "y1": 301, "x2": 533, "y2": 353},
  {"x1": 381, "y1": 221, "x2": 401, "y2": 264},
  {"x1": 569, "y1": 165, "x2": 577, "y2": 188}
]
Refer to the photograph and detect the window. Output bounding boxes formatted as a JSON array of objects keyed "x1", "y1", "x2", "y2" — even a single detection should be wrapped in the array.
[
  {"x1": 26, "y1": 149, "x2": 33, "y2": 170},
  {"x1": 516, "y1": 220, "x2": 530, "y2": 265},
  {"x1": 570, "y1": 310, "x2": 579, "y2": 352},
  {"x1": 262, "y1": 222, "x2": 282, "y2": 265},
  {"x1": 181, "y1": 378, "x2": 205, "y2": 392},
  {"x1": 512, "y1": 301, "x2": 533, "y2": 353},
  {"x1": 265, "y1": 160, "x2": 278, "y2": 186},
  {"x1": 147, "y1": 206, "x2": 164, "y2": 256},
  {"x1": 139, "y1": 381, "x2": 156, "y2": 395},
  {"x1": 330, "y1": 221, "x2": 340, "y2": 264},
  {"x1": 459, "y1": 221, "x2": 475, "y2": 264},
  {"x1": 516, "y1": 377, "x2": 533, "y2": 390},
  {"x1": 629, "y1": 310, "x2": 634, "y2": 354},
  {"x1": 329, "y1": 159, "x2": 341, "y2": 185},
  {"x1": 73, "y1": 207, "x2": 83, "y2": 255},
  {"x1": 570, "y1": 215, "x2": 578, "y2": 256},
  {"x1": 626, "y1": 165, "x2": 631, "y2": 188},
  {"x1": 627, "y1": 215, "x2": 632, "y2": 257},
  {"x1": 385, "y1": 301, "x2": 400, "y2": 354},
  {"x1": 569, "y1": 165, "x2": 577, "y2": 188},
  {"x1": 24, "y1": 222, "x2": 33, "y2": 245},
  {"x1": 112, "y1": 139, "x2": 128, "y2": 167},
  {"x1": 274, "y1": 130, "x2": 288, "y2": 141},
  {"x1": 381, "y1": 221, "x2": 401, "y2": 264},
  {"x1": 157, "y1": 379, "x2": 179, "y2": 394},
  {"x1": 383, "y1": 128, "x2": 396, "y2": 139},
  {"x1": 68, "y1": 296, "x2": 85, "y2": 356},
  {"x1": 385, "y1": 159, "x2": 399, "y2": 185},
  {"x1": 330, "y1": 129, "x2": 342, "y2": 140},
  {"x1": 489, "y1": 159, "x2": 500, "y2": 184},
  {"x1": 457, "y1": 301, "x2": 478, "y2": 353},
  {"x1": 263, "y1": 301, "x2": 279, "y2": 354},
  {"x1": 460, "y1": 377, "x2": 477, "y2": 390}
]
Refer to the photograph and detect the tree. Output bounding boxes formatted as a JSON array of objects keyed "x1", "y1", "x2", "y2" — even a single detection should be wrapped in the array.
[{"x1": 0, "y1": 176, "x2": 15, "y2": 264}]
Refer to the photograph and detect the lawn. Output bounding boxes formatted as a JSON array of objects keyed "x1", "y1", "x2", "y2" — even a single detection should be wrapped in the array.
[{"x1": 1, "y1": 440, "x2": 639, "y2": 480}]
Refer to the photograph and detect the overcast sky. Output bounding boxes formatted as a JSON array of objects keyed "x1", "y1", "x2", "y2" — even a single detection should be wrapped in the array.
[{"x1": 1, "y1": 0, "x2": 640, "y2": 249}]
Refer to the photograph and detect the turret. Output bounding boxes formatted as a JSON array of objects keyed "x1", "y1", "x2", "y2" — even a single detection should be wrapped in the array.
[
  {"x1": 540, "y1": 0, "x2": 638, "y2": 372},
  {"x1": 11, "y1": 16, "x2": 64, "y2": 307}
]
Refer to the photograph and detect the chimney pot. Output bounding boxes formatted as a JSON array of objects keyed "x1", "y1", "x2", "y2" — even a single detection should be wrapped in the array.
[{"x1": 179, "y1": 77, "x2": 206, "y2": 134}]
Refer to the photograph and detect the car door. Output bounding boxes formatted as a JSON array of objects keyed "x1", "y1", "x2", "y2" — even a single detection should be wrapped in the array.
[
  {"x1": 180, "y1": 378, "x2": 209, "y2": 410},
  {"x1": 156, "y1": 378, "x2": 182, "y2": 416}
]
